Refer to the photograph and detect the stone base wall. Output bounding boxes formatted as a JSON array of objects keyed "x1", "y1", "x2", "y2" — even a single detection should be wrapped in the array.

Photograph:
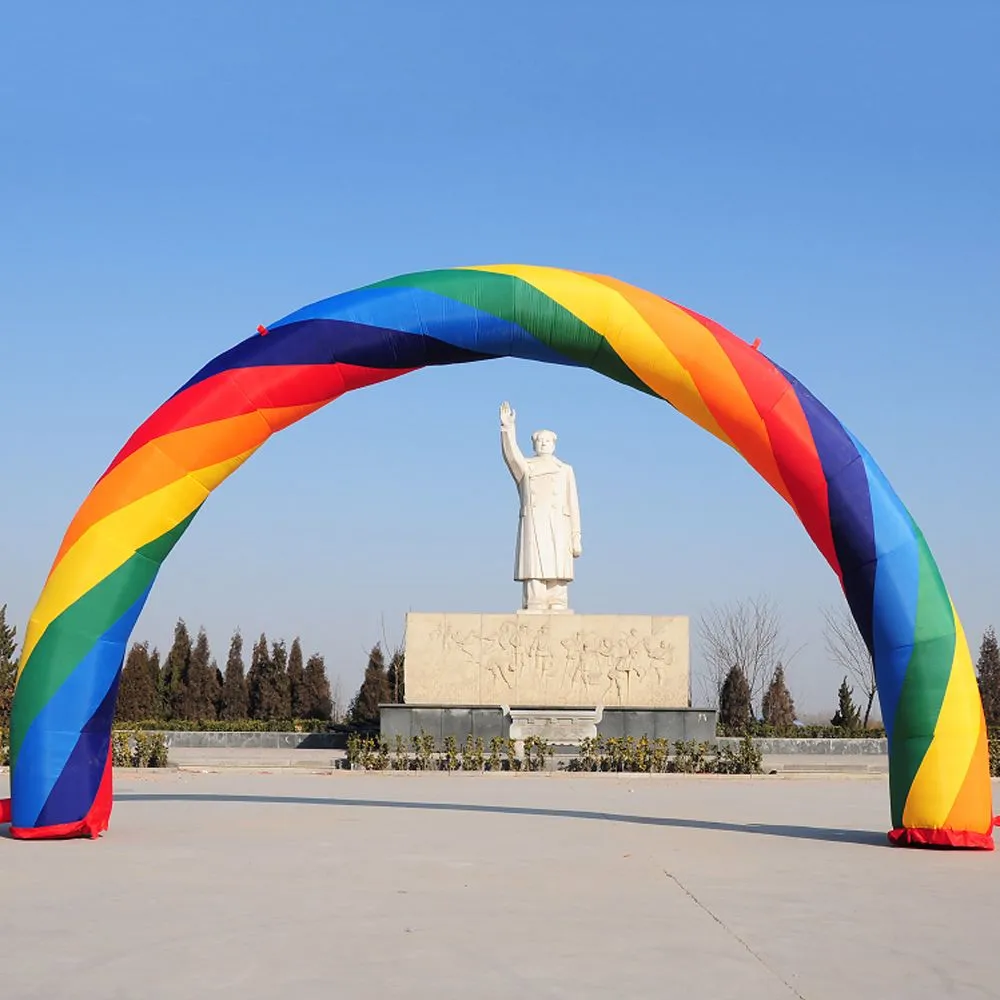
[{"x1": 379, "y1": 705, "x2": 716, "y2": 749}]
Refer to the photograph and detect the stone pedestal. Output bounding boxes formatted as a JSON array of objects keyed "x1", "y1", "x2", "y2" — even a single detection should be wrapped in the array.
[{"x1": 403, "y1": 612, "x2": 689, "y2": 708}]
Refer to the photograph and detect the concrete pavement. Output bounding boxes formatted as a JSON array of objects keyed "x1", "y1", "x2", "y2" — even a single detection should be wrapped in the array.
[{"x1": 0, "y1": 769, "x2": 996, "y2": 999}]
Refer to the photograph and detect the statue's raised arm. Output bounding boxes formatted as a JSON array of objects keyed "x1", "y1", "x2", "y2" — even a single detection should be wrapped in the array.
[{"x1": 499, "y1": 401, "x2": 527, "y2": 483}]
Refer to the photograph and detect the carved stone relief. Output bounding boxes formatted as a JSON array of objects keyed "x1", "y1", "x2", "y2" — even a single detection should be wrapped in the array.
[{"x1": 405, "y1": 613, "x2": 689, "y2": 708}]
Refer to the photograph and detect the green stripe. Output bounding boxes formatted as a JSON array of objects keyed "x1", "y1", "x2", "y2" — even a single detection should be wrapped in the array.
[
  {"x1": 888, "y1": 529, "x2": 956, "y2": 826},
  {"x1": 10, "y1": 510, "x2": 199, "y2": 766},
  {"x1": 370, "y1": 269, "x2": 658, "y2": 397}
]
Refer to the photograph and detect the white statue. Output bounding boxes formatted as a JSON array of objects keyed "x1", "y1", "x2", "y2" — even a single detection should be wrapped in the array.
[{"x1": 499, "y1": 401, "x2": 582, "y2": 613}]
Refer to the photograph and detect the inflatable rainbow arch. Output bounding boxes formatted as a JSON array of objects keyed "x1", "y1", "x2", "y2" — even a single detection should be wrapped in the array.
[{"x1": 3, "y1": 265, "x2": 994, "y2": 848}]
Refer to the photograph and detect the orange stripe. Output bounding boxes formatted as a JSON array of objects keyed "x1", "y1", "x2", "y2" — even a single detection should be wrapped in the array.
[
  {"x1": 50, "y1": 401, "x2": 328, "y2": 573},
  {"x1": 943, "y1": 714, "x2": 993, "y2": 833},
  {"x1": 584, "y1": 274, "x2": 795, "y2": 508}
]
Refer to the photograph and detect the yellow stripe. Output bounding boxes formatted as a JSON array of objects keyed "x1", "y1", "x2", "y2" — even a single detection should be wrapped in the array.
[
  {"x1": 902, "y1": 603, "x2": 982, "y2": 828},
  {"x1": 472, "y1": 265, "x2": 731, "y2": 443},
  {"x1": 20, "y1": 448, "x2": 255, "y2": 669}
]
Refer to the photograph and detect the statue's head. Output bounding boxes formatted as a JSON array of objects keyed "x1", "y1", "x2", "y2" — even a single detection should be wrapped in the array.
[{"x1": 531, "y1": 429, "x2": 557, "y2": 456}]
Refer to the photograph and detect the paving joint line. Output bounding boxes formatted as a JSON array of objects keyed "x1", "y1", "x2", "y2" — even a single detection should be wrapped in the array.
[{"x1": 663, "y1": 869, "x2": 806, "y2": 1000}]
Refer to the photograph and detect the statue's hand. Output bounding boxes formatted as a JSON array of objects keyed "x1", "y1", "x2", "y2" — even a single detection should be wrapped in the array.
[
  {"x1": 499, "y1": 401, "x2": 516, "y2": 429},
  {"x1": 572, "y1": 536, "x2": 582, "y2": 558}
]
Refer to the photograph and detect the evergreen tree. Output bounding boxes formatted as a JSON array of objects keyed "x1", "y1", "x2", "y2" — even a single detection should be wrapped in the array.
[
  {"x1": 116, "y1": 641, "x2": 159, "y2": 721},
  {"x1": 300, "y1": 653, "x2": 333, "y2": 720},
  {"x1": 288, "y1": 637, "x2": 305, "y2": 717},
  {"x1": 0, "y1": 604, "x2": 19, "y2": 726},
  {"x1": 182, "y1": 627, "x2": 218, "y2": 720},
  {"x1": 761, "y1": 663, "x2": 796, "y2": 730},
  {"x1": 248, "y1": 635, "x2": 291, "y2": 720},
  {"x1": 247, "y1": 632, "x2": 270, "y2": 719},
  {"x1": 387, "y1": 646, "x2": 405, "y2": 704},
  {"x1": 161, "y1": 618, "x2": 192, "y2": 719},
  {"x1": 831, "y1": 676, "x2": 862, "y2": 731},
  {"x1": 719, "y1": 664, "x2": 753, "y2": 732},
  {"x1": 220, "y1": 630, "x2": 249, "y2": 720},
  {"x1": 211, "y1": 660, "x2": 224, "y2": 718},
  {"x1": 147, "y1": 647, "x2": 163, "y2": 719},
  {"x1": 349, "y1": 643, "x2": 392, "y2": 726},
  {"x1": 976, "y1": 626, "x2": 1000, "y2": 726}
]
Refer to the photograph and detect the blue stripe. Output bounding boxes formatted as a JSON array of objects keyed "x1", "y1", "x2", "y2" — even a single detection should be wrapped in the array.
[
  {"x1": 35, "y1": 674, "x2": 121, "y2": 829},
  {"x1": 844, "y1": 431, "x2": 919, "y2": 740},
  {"x1": 267, "y1": 285, "x2": 581, "y2": 367},
  {"x1": 11, "y1": 585, "x2": 152, "y2": 828}
]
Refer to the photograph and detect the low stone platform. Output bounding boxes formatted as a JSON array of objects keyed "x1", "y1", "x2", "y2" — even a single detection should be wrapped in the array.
[{"x1": 379, "y1": 705, "x2": 717, "y2": 748}]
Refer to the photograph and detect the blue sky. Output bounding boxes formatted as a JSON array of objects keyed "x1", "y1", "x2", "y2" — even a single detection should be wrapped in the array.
[{"x1": 3, "y1": 1, "x2": 998, "y2": 714}]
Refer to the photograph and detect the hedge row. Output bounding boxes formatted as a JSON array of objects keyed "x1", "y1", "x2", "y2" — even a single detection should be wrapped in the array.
[
  {"x1": 0, "y1": 728, "x2": 169, "y2": 769},
  {"x1": 127, "y1": 718, "x2": 334, "y2": 733},
  {"x1": 347, "y1": 732, "x2": 765, "y2": 775}
]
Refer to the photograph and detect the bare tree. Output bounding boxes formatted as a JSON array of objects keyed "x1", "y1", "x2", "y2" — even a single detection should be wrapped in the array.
[
  {"x1": 330, "y1": 676, "x2": 344, "y2": 724},
  {"x1": 822, "y1": 604, "x2": 877, "y2": 727},
  {"x1": 697, "y1": 595, "x2": 788, "y2": 713}
]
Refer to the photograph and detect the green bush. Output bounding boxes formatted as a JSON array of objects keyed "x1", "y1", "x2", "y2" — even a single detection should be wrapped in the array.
[
  {"x1": 111, "y1": 728, "x2": 170, "y2": 767},
  {"x1": 132, "y1": 718, "x2": 331, "y2": 733},
  {"x1": 715, "y1": 732, "x2": 764, "y2": 774},
  {"x1": 462, "y1": 735, "x2": 486, "y2": 771},
  {"x1": 717, "y1": 722, "x2": 887, "y2": 739},
  {"x1": 0, "y1": 727, "x2": 8, "y2": 767},
  {"x1": 990, "y1": 736, "x2": 1000, "y2": 778}
]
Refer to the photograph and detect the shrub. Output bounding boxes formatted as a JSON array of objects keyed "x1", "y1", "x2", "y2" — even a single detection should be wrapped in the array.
[
  {"x1": 461, "y1": 735, "x2": 485, "y2": 771},
  {"x1": 111, "y1": 728, "x2": 169, "y2": 767},
  {"x1": 443, "y1": 735, "x2": 460, "y2": 772},
  {"x1": 715, "y1": 732, "x2": 763, "y2": 774},
  {"x1": 523, "y1": 736, "x2": 553, "y2": 772},
  {"x1": 487, "y1": 736, "x2": 505, "y2": 771},
  {"x1": 132, "y1": 718, "x2": 331, "y2": 733}
]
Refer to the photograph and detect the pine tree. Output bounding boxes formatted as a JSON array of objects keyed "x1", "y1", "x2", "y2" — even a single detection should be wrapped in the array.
[
  {"x1": 116, "y1": 641, "x2": 159, "y2": 721},
  {"x1": 387, "y1": 646, "x2": 405, "y2": 704},
  {"x1": 976, "y1": 625, "x2": 1000, "y2": 726},
  {"x1": 761, "y1": 663, "x2": 796, "y2": 730},
  {"x1": 161, "y1": 619, "x2": 192, "y2": 719},
  {"x1": 220, "y1": 630, "x2": 249, "y2": 720},
  {"x1": 247, "y1": 632, "x2": 269, "y2": 719},
  {"x1": 248, "y1": 635, "x2": 291, "y2": 720},
  {"x1": 268, "y1": 640, "x2": 293, "y2": 719},
  {"x1": 288, "y1": 637, "x2": 305, "y2": 718},
  {"x1": 300, "y1": 653, "x2": 333, "y2": 720},
  {"x1": 719, "y1": 664, "x2": 753, "y2": 732},
  {"x1": 0, "y1": 604, "x2": 19, "y2": 726},
  {"x1": 348, "y1": 643, "x2": 392, "y2": 726},
  {"x1": 831, "y1": 676, "x2": 862, "y2": 731},
  {"x1": 148, "y1": 647, "x2": 164, "y2": 719},
  {"x1": 211, "y1": 660, "x2": 224, "y2": 719},
  {"x1": 182, "y1": 627, "x2": 218, "y2": 721}
]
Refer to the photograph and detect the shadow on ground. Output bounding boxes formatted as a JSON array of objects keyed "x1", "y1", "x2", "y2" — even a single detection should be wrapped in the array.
[{"x1": 113, "y1": 792, "x2": 892, "y2": 847}]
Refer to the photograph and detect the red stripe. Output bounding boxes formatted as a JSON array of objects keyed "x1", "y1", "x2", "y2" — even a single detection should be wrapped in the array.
[
  {"x1": 101, "y1": 363, "x2": 416, "y2": 482},
  {"x1": 680, "y1": 306, "x2": 842, "y2": 580},
  {"x1": 888, "y1": 826, "x2": 995, "y2": 850},
  {"x1": 10, "y1": 746, "x2": 113, "y2": 840}
]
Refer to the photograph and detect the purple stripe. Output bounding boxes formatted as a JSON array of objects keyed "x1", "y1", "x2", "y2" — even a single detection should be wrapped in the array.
[
  {"x1": 172, "y1": 321, "x2": 492, "y2": 398},
  {"x1": 34, "y1": 675, "x2": 120, "y2": 828},
  {"x1": 778, "y1": 366, "x2": 877, "y2": 651}
]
